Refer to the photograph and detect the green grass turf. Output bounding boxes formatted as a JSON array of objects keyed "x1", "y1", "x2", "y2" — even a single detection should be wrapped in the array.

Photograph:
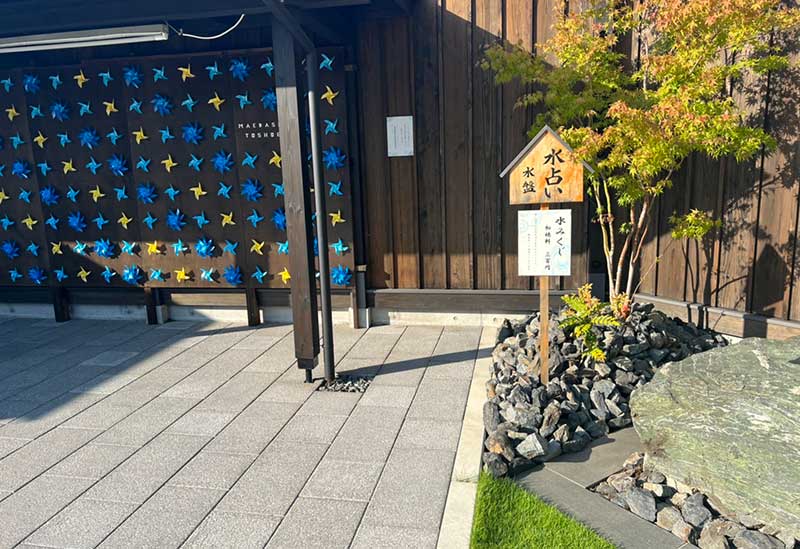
[{"x1": 470, "y1": 472, "x2": 617, "y2": 549}]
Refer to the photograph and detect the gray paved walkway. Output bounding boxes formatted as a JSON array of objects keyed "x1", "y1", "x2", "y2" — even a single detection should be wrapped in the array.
[{"x1": 0, "y1": 317, "x2": 484, "y2": 549}]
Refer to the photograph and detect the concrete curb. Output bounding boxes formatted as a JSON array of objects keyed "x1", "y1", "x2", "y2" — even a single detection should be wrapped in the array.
[{"x1": 436, "y1": 327, "x2": 496, "y2": 549}]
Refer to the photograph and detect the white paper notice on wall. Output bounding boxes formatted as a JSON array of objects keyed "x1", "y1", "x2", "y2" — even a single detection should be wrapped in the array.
[
  {"x1": 518, "y1": 209, "x2": 572, "y2": 276},
  {"x1": 386, "y1": 116, "x2": 414, "y2": 157}
]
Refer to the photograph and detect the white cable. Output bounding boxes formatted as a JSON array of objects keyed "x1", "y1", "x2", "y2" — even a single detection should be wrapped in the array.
[{"x1": 168, "y1": 14, "x2": 245, "y2": 40}]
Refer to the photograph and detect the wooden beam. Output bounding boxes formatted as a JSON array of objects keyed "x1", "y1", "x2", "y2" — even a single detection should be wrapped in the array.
[
  {"x1": 263, "y1": 0, "x2": 315, "y2": 52},
  {"x1": 273, "y1": 18, "x2": 321, "y2": 370},
  {"x1": 144, "y1": 288, "x2": 159, "y2": 325},
  {"x1": 245, "y1": 286, "x2": 261, "y2": 326}
]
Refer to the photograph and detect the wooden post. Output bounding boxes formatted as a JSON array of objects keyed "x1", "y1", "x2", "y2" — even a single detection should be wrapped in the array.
[
  {"x1": 273, "y1": 19, "x2": 321, "y2": 373},
  {"x1": 539, "y1": 203, "x2": 549, "y2": 384},
  {"x1": 245, "y1": 287, "x2": 260, "y2": 327},
  {"x1": 144, "y1": 288, "x2": 158, "y2": 325},
  {"x1": 51, "y1": 287, "x2": 70, "y2": 323}
]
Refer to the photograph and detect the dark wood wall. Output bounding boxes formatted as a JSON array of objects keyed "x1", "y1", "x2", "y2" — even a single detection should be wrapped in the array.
[
  {"x1": 356, "y1": 1, "x2": 590, "y2": 292},
  {"x1": 356, "y1": 3, "x2": 800, "y2": 325}
]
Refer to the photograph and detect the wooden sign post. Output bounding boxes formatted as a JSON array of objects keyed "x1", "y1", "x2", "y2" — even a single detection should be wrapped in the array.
[{"x1": 500, "y1": 125, "x2": 591, "y2": 384}]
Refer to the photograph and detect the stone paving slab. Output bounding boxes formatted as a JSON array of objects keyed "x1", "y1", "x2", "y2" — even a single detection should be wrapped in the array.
[{"x1": 0, "y1": 320, "x2": 483, "y2": 548}]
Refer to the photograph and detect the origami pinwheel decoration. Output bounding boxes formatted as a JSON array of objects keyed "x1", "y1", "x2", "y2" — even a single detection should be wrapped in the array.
[
  {"x1": 108, "y1": 154, "x2": 128, "y2": 176},
  {"x1": 241, "y1": 179, "x2": 264, "y2": 202},
  {"x1": 323, "y1": 147, "x2": 346, "y2": 170},
  {"x1": 242, "y1": 152, "x2": 258, "y2": 168},
  {"x1": 172, "y1": 239, "x2": 187, "y2": 256},
  {"x1": 252, "y1": 266, "x2": 268, "y2": 284},
  {"x1": 328, "y1": 181, "x2": 343, "y2": 196},
  {"x1": 22, "y1": 74, "x2": 39, "y2": 94},
  {"x1": 272, "y1": 208, "x2": 287, "y2": 231},
  {"x1": 190, "y1": 183, "x2": 206, "y2": 200},
  {"x1": 79, "y1": 127, "x2": 101, "y2": 149},
  {"x1": 188, "y1": 155, "x2": 204, "y2": 172},
  {"x1": 331, "y1": 238, "x2": 349, "y2": 256},
  {"x1": 10, "y1": 134, "x2": 24, "y2": 150},
  {"x1": 123, "y1": 66, "x2": 143, "y2": 88},
  {"x1": 236, "y1": 93, "x2": 251, "y2": 109},
  {"x1": 121, "y1": 241, "x2": 136, "y2": 255},
  {"x1": 324, "y1": 119, "x2": 339, "y2": 135},
  {"x1": 50, "y1": 100, "x2": 70, "y2": 121},
  {"x1": 320, "y1": 54, "x2": 334, "y2": 71},
  {"x1": 217, "y1": 182, "x2": 232, "y2": 198},
  {"x1": 143, "y1": 212, "x2": 158, "y2": 230},
  {"x1": 58, "y1": 133, "x2": 71, "y2": 147},
  {"x1": 223, "y1": 240, "x2": 238, "y2": 255},
  {"x1": 28, "y1": 267, "x2": 46, "y2": 285},
  {"x1": 68, "y1": 211, "x2": 87, "y2": 233},
  {"x1": 86, "y1": 157, "x2": 102, "y2": 175},
  {"x1": 250, "y1": 239, "x2": 266, "y2": 255},
  {"x1": 18, "y1": 189, "x2": 31, "y2": 203},
  {"x1": 165, "y1": 185, "x2": 180, "y2": 201},
  {"x1": 206, "y1": 62, "x2": 221, "y2": 80},
  {"x1": 182, "y1": 94, "x2": 198, "y2": 112},
  {"x1": 277, "y1": 240, "x2": 289, "y2": 254},
  {"x1": 94, "y1": 212, "x2": 109, "y2": 229},
  {"x1": 12, "y1": 160, "x2": 31, "y2": 180},
  {"x1": 313, "y1": 236, "x2": 318, "y2": 257},
  {"x1": 98, "y1": 70, "x2": 113, "y2": 87},
  {"x1": 136, "y1": 157, "x2": 151, "y2": 172},
  {"x1": 212, "y1": 150, "x2": 234, "y2": 174},
  {"x1": 153, "y1": 67, "x2": 167, "y2": 82},
  {"x1": 195, "y1": 237, "x2": 215, "y2": 258},
  {"x1": 0, "y1": 216, "x2": 14, "y2": 230},
  {"x1": 54, "y1": 267, "x2": 68, "y2": 282},
  {"x1": 30, "y1": 104, "x2": 44, "y2": 119},
  {"x1": 66, "y1": 187, "x2": 79, "y2": 203},
  {"x1": 151, "y1": 94, "x2": 173, "y2": 116},
  {"x1": 223, "y1": 265, "x2": 243, "y2": 285},
  {"x1": 212, "y1": 124, "x2": 227, "y2": 140},
  {"x1": 45, "y1": 215, "x2": 59, "y2": 230},
  {"x1": 94, "y1": 238, "x2": 115, "y2": 258},
  {"x1": 1, "y1": 240, "x2": 20, "y2": 259},
  {"x1": 149, "y1": 268, "x2": 164, "y2": 281},
  {"x1": 78, "y1": 101, "x2": 92, "y2": 116},
  {"x1": 331, "y1": 265, "x2": 352, "y2": 286},
  {"x1": 247, "y1": 209, "x2": 264, "y2": 227},
  {"x1": 33, "y1": 131, "x2": 46, "y2": 148},
  {"x1": 9, "y1": 269, "x2": 22, "y2": 282},
  {"x1": 0, "y1": 77, "x2": 12, "y2": 92},
  {"x1": 101, "y1": 266, "x2": 115, "y2": 283},
  {"x1": 107, "y1": 128, "x2": 122, "y2": 145},
  {"x1": 174, "y1": 268, "x2": 190, "y2": 282},
  {"x1": 182, "y1": 122, "x2": 204, "y2": 145},
  {"x1": 166, "y1": 209, "x2": 187, "y2": 231},
  {"x1": 74, "y1": 241, "x2": 88, "y2": 255},
  {"x1": 321, "y1": 86, "x2": 339, "y2": 105},
  {"x1": 229, "y1": 58, "x2": 251, "y2": 81},
  {"x1": 129, "y1": 98, "x2": 143, "y2": 114},
  {"x1": 278, "y1": 267, "x2": 291, "y2": 285},
  {"x1": 137, "y1": 183, "x2": 158, "y2": 204},
  {"x1": 272, "y1": 183, "x2": 284, "y2": 197},
  {"x1": 114, "y1": 185, "x2": 128, "y2": 200},
  {"x1": 49, "y1": 74, "x2": 61, "y2": 89},
  {"x1": 122, "y1": 264, "x2": 142, "y2": 285},
  {"x1": 193, "y1": 212, "x2": 209, "y2": 229},
  {"x1": 261, "y1": 89, "x2": 277, "y2": 111},
  {"x1": 39, "y1": 185, "x2": 59, "y2": 207},
  {"x1": 200, "y1": 267, "x2": 215, "y2": 282},
  {"x1": 261, "y1": 58, "x2": 274, "y2": 76}
]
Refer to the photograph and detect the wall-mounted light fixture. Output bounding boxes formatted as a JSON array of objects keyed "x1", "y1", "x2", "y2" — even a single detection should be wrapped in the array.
[{"x1": 0, "y1": 24, "x2": 169, "y2": 54}]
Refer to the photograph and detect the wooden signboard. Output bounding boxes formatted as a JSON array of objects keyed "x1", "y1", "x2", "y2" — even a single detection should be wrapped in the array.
[
  {"x1": 501, "y1": 125, "x2": 585, "y2": 205},
  {"x1": 500, "y1": 125, "x2": 590, "y2": 384}
]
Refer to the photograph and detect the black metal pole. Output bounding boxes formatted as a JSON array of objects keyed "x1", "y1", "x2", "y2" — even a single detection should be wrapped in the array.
[{"x1": 306, "y1": 49, "x2": 336, "y2": 383}]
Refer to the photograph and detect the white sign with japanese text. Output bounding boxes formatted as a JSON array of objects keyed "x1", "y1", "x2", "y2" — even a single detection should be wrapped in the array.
[
  {"x1": 386, "y1": 116, "x2": 414, "y2": 157},
  {"x1": 518, "y1": 209, "x2": 572, "y2": 276}
]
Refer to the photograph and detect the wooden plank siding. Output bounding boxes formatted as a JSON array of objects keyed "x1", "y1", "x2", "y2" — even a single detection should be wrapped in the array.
[{"x1": 357, "y1": 3, "x2": 800, "y2": 324}]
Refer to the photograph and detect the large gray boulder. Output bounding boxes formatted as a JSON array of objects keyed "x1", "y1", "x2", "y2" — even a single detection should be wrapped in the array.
[{"x1": 631, "y1": 337, "x2": 800, "y2": 540}]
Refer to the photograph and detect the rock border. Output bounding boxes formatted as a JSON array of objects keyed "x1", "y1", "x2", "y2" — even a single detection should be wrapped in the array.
[{"x1": 592, "y1": 452, "x2": 798, "y2": 549}]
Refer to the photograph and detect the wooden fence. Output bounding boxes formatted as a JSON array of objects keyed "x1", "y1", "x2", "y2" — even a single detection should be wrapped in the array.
[{"x1": 355, "y1": 3, "x2": 800, "y2": 323}]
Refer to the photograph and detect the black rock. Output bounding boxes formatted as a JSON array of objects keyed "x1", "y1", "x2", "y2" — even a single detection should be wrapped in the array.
[
  {"x1": 483, "y1": 452, "x2": 508, "y2": 477},
  {"x1": 483, "y1": 401, "x2": 500, "y2": 433},
  {"x1": 682, "y1": 493, "x2": 713, "y2": 528}
]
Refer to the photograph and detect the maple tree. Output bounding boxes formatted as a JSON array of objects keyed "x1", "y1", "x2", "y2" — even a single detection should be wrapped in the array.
[{"x1": 484, "y1": 0, "x2": 800, "y2": 299}]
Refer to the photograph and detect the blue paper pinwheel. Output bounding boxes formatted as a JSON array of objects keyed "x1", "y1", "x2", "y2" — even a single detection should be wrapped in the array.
[
  {"x1": 261, "y1": 89, "x2": 277, "y2": 111},
  {"x1": 0, "y1": 78, "x2": 12, "y2": 92},
  {"x1": 172, "y1": 239, "x2": 187, "y2": 256},
  {"x1": 18, "y1": 188, "x2": 31, "y2": 203},
  {"x1": 182, "y1": 94, "x2": 198, "y2": 112},
  {"x1": 93, "y1": 213, "x2": 109, "y2": 230},
  {"x1": 223, "y1": 240, "x2": 238, "y2": 255},
  {"x1": 39, "y1": 185, "x2": 59, "y2": 207},
  {"x1": 86, "y1": 157, "x2": 102, "y2": 175},
  {"x1": 241, "y1": 179, "x2": 264, "y2": 202},
  {"x1": 236, "y1": 93, "x2": 251, "y2": 110},
  {"x1": 153, "y1": 67, "x2": 167, "y2": 82},
  {"x1": 328, "y1": 180, "x2": 343, "y2": 196},
  {"x1": 229, "y1": 58, "x2": 251, "y2": 82},
  {"x1": 242, "y1": 152, "x2": 258, "y2": 168},
  {"x1": 74, "y1": 241, "x2": 88, "y2": 255},
  {"x1": 261, "y1": 58, "x2": 274, "y2": 76},
  {"x1": 123, "y1": 66, "x2": 143, "y2": 88},
  {"x1": 200, "y1": 268, "x2": 215, "y2": 282},
  {"x1": 28, "y1": 267, "x2": 46, "y2": 285},
  {"x1": 182, "y1": 122, "x2": 204, "y2": 145},
  {"x1": 101, "y1": 266, "x2": 116, "y2": 284},
  {"x1": 26, "y1": 242, "x2": 39, "y2": 256},
  {"x1": 320, "y1": 54, "x2": 334, "y2": 71},
  {"x1": 50, "y1": 100, "x2": 70, "y2": 122},
  {"x1": 150, "y1": 268, "x2": 164, "y2": 281},
  {"x1": 94, "y1": 238, "x2": 115, "y2": 258},
  {"x1": 98, "y1": 70, "x2": 113, "y2": 87},
  {"x1": 166, "y1": 209, "x2": 186, "y2": 231},
  {"x1": 324, "y1": 119, "x2": 339, "y2": 135},
  {"x1": 45, "y1": 215, "x2": 59, "y2": 230},
  {"x1": 12, "y1": 160, "x2": 31, "y2": 180},
  {"x1": 54, "y1": 268, "x2": 68, "y2": 282},
  {"x1": 9, "y1": 269, "x2": 21, "y2": 282},
  {"x1": 68, "y1": 211, "x2": 87, "y2": 232},
  {"x1": 107, "y1": 128, "x2": 122, "y2": 145},
  {"x1": 121, "y1": 241, "x2": 136, "y2": 255},
  {"x1": 30, "y1": 105, "x2": 43, "y2": 119},
  {"x1": 212, "y1": 124, "x2": 227, "y2": 140},
  {"x1": 108, "y1": 154, "x2": 128, "y2": 176},
  {"x1": 151, "y1": 94, "x2": 173, "y2": 116},
  {"x1": 79, "y1": 127, "x2": 101, "y2": 149},
  {"x1": 331, "y1": 265, "x2": 352, "y2": 286},
  {"x1": 223, "y1": 265, "x2": 243, "y2": 286},
  {"x1": 277, "y1": 241, "x2": 289, "y2": 254},
  {"x1": 10, "y1": 134, "x2": 24, "y2": 150},
  {"x1": 122, "y1": 264, "x2": 142, "y2": 285},
  {"x1": 78, "y1": 102, "x2": 92, "y2": 116},
  {"x1": 137, "y1": 183, "x2": 158, "y2": 204},
  {"x1": 22, "y1": 74, "x2": 39, "y2": 94},
  {"x1": 136, "y1": 157, "x2": 151, "y2": 173},
  {"x1": 1, "y1": 240, "x2": 20, "y2": 259},
  {"x1": 193, "y1": 212, "x2": 209, "y2": 229},
  {"x1": 212, "y1": 150, "x2": 234, "y2": 174},
  {"x1": 49, "y1": 75, "x2": 61, "y2": 89},
  {"x1": 114, "y1": 185, "x2": 128, "y2": 201},
  {"x1": 331, "y1": 238, "x2": 349, "y2": 256},
  {"x1": 165, "y1": 185, "x2": 180, "y2": 201},
  {"x1": 129, "y1": 98, "x2": 143, "y2": 114},
  {"x1": 188, "y1": 155, "x2": 203, "y2": 172},
  {"x1": 206, "y1": 62, "x2": 221, "y2": 80},
  {"x1": 322, "y1": 146, "x2": 346, "y2": 170},
  {"x1": 195, "y1": 237, "x2": 215, "y2": 258},
  {"x1": 247, "y1": 209, "x2": 264, "y2": 227},
  {"x1": 0, "y1": 216, "x2": 14, "y2": 230},
  {"x1": 252, "y1": 266, "x2": 268, "y2": 284},
  {"x1": 218, "y1": 182, "x2": 232, "y2": 199},
  {"x1": 143, "y1": 213, "x2": 158, "y2": 229},
  {"x1": 272, "y1": 208, "x2": 287, "y2": 231}
]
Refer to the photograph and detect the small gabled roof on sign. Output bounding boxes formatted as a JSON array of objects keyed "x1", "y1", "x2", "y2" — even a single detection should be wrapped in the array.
[{"x1": 499, "y1": 124, "x2": 595, "y2": 178}]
